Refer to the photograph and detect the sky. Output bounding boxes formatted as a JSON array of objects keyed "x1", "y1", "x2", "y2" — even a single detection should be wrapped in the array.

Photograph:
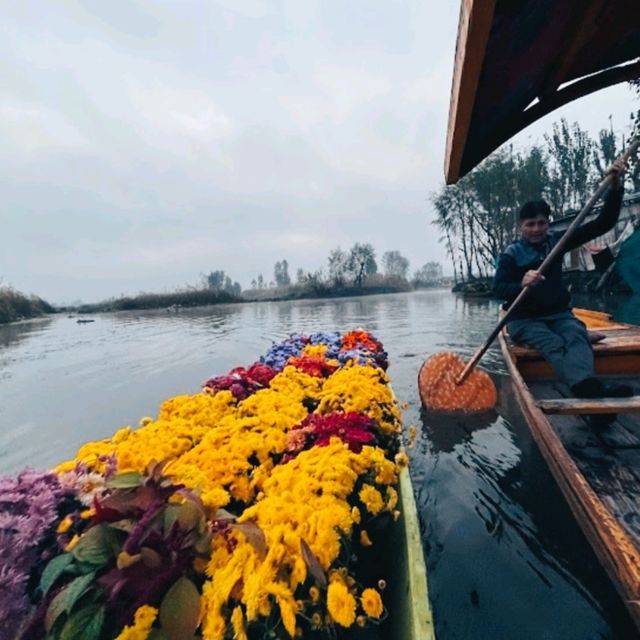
[{"x1": 1, "y1": 1, "x2": 638, "y2": 304}]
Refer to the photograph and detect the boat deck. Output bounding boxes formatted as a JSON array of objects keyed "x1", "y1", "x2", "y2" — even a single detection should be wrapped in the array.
[{"x1": 527, "y1": 377, "x2": 640, "y2": 549}]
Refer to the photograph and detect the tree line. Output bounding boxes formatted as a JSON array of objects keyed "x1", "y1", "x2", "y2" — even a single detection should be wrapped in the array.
[
  {"x1": 205, "y1": 244, "x2": 444, "y2": 298},
  {"x1": 432, "y1": 117, "x2": 640, "y2": 282}
]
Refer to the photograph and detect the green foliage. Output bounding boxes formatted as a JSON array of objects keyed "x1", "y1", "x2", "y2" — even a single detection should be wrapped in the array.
[
  {"x1": 432, "y1": 114, "x2": 636, "y2": 279},
  {"x1": 38, "y1": 467, "x2": 214, "y2": 640}
]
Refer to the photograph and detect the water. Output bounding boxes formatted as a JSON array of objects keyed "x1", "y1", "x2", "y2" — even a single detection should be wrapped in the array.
[{"x1": 1, "y1": 290, "x2": 638, "y2": 639}]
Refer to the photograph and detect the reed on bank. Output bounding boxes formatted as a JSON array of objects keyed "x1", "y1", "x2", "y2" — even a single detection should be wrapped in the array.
[{"x1": 0, "y1": 287, "x2": 54, "y2": 324}]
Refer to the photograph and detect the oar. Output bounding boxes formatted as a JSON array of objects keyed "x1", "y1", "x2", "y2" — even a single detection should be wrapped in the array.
[
  {"x1": 418, "y1": 139, "x2": 637, "y2": 413},
  {"x1": 456, "y1": 139, "x2": 638, "y2": 386}
]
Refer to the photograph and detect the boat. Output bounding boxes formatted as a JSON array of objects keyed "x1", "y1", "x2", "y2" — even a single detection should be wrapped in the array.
[
  {"x1": 498, "y1": 308, "x2": 640, "y2": 627},
  {"x1": 3, "y1": 329, "x2": 434, "y2": 640},
  {"x1": 387, "y1": 467, "x2": 436, "y2": 640},
  {"x1": 442, "y1": 0, "x2": 640, "y2": 631}
]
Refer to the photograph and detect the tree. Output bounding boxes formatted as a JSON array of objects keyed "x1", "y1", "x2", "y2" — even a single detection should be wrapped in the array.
[
  {"x1": 327, "y1": 248, "x2": 349, "y2": 286},
  {"x1": 257, "y1": 274, "x2": 264, "y2": 289},
  {"x1": 545, "y1": 119, "x2": 595, "y2": 213},
  {"x1": 296, "y1": 268, "x2": 305, "y2": 285},
  {"x1": 347, "y1": 243, "x2": 377, "y2": 288},
  {"x1": 413, "y1": 262, "x2": 442, "y2": 285},
  {"x1": 274, "y1": 260, "x2": 291, "y2": 287},
  {"x1": 206, "y1": 270, "x2": 226, "y2": 290},
  {"x1": 382, "y1": 250, "x2": 409, "y2": 279}
]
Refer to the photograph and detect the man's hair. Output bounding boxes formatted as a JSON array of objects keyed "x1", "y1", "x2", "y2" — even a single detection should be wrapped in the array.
[{"x1": 519, "y1": 200, "x2": 551, "y2": 221}]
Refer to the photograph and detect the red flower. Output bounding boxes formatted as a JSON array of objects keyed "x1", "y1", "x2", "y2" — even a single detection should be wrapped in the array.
[
  {"x1": 287, "y1": 355, "x2": 338, "y2": 378},
  {"x1": 284, "y1": 412, "x2": 376, "y2": 460},
  {"x1": 203, "y1": 362, "x2": 277, "y2": 400},
  {"x1": 341, "y1": 330, "x2": 383, "y2": 353}
]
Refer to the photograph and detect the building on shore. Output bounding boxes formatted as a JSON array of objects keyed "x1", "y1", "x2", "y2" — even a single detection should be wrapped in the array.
[{"x1": 549, "y1": 191, "x2": 640, "y2": 293}]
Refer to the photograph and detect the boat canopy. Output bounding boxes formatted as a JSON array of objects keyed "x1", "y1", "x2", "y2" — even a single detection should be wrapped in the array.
[{"x1": 445, "y1": 0, "x2": 640, "y2": 184}]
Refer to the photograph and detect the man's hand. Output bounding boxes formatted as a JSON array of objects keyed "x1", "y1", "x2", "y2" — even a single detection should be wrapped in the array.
[
  {"x1": 522, "y1": 270, "x2": 545, "y2": 287},
  {"x1": 606, "y1": 157, "x2": 627, "y2": 188}
]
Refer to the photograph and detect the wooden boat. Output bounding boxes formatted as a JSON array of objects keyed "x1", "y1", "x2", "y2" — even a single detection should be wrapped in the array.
[
  {"x1": 388, "y1": 467, "x2": 436, "y2": 640},
  {"x1": 443, "y1": 2, "x2": 640, "y2": 628},
  {"x1": 498, "y1": 308, "x2": 640, "y2": 628}
]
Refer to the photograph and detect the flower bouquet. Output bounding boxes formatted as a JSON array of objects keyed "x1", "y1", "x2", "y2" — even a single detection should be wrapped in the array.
[{"x1": 0, "y1": 329, "x2": 407, "y2": 640}]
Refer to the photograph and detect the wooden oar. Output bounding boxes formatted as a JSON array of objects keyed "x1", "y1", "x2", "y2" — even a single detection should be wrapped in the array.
[{"x1": 455, "y1": 139, "x2": 639, "y2": 386}]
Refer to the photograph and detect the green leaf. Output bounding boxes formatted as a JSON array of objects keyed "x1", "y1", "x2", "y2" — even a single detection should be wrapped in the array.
[
  {"x1": 163, "y1": 505, "x2": 180, "y2": 534},
  {"x1": 59, "y1": 604, "x2": 105, "y2": 640},
  {"x1": 45, "y1": 572, "x2": 95, "y2": 632},
  {"x1": 40, "y1": 553, "x2": 74, "y2": 596},
  {"x1": 71, "y1": 525, "x2": 115, "y2": 566},
  {"x1": 106, "y1": 472, "x2": 143, "y2": 489},
  {"x1": 159, "y1": 577, "x2": 201, "y2": 640},
  {"x1": 176, "y1": 501, "x2": 202, "y2": 532}
]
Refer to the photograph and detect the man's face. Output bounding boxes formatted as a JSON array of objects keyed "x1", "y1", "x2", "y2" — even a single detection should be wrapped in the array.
[{"x1": 520, "y1": 214, "x2": 549, "y2": 245}]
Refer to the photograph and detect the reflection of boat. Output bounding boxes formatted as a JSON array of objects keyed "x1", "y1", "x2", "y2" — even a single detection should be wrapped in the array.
[{"x1": 498, "y1": 308, "x2": 640, "y2": 629}]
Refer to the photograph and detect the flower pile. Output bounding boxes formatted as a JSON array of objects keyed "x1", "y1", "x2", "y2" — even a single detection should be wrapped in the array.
[{"x1": 0, "y1": 329, "x2": 406, "y2": 640}]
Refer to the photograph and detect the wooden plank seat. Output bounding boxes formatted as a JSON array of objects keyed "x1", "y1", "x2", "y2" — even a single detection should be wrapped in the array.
[
  {"x1": 537, "y1": 397, "x2": 640, "y2": 415},
  {"x1": 510, "y1": 331, "x2": 640, "y2": 360}
]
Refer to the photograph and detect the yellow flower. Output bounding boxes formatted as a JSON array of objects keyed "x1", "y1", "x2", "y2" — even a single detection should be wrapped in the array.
[
  {"x1": 395, "y1": 450, "x2": 409, "y2": 468},
  {"x1": 231, "y1": 606, "x2": 247, "y2": 640},
  {"x1": 360, "y1": 530, "x2": 373, "y2": 547},
  {"x1": 56, "y1": 515, "x2": 73, "y2": 534},
  {"x1": 64, "y1": 534, "x2": 80, "y2": 552},
  {"x1": 309, "y1": 586, "x2": 320, "y2": 603},
  {"x1": 359, "y1": 484, "x2": 384, "y2": 515},
  {"x1": 361, "y1": 588, "x2": 383, "y2": 619},
  {"x1": 327, "y1": 581, "x2": 357, "y2": 627},
  {"x1": 117, "y1": 551, "x2": 141, "y2": 570},
  {"x1": 114, "y1": 605, "x2": 158, "y2": 640}
]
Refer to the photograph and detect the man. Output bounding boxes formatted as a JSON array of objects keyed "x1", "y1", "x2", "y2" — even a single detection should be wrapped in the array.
[{"x1": 493, "y1": 159, "x2": 632, "y2": 427}]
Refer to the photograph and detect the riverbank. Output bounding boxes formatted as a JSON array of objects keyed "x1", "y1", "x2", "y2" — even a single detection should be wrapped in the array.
[
  {"x1": 64, "y1": 282, "x2": 420, "y2": 315},
  {"x1": 0, "y1": 288, "x2": 54, "y2": 324}
]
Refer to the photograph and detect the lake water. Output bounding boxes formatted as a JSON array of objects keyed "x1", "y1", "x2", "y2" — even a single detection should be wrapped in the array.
[{"x1": 1, "y1": 289, "x2": 639, "y2": 639}]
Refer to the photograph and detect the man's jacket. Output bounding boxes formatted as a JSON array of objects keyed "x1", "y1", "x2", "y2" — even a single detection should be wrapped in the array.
[{"x1": 493, "y1": 187, "x2": 624, "y2": 319}]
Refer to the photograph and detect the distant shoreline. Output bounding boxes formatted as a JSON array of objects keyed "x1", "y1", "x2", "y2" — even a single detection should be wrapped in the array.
[{"x1": 1, "y1": 285, "x2": 451, "y2": 325}]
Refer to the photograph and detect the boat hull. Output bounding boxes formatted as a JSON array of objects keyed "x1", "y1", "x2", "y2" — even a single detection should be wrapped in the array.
[{"x1": 498, "y1": 309, "x2": 640, "y2": 629}]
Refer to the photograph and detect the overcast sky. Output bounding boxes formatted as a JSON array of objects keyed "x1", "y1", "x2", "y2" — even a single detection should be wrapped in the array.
[{"x1": 2, "y1": 1, "x2": 637, "y2": 304}]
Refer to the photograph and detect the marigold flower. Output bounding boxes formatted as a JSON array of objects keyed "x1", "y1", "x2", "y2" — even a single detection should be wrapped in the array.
[
  {"x1": 361, "y1": 588, "x2": 384, "y2": 619},
  {"x1": 114, "y1": 605, "x2": 158, "y2": 640},
  {"x1": 327, "y1": 580, "x2": 357, "y2": 628},
  {"x1": 359, "y1": 484, "x2": 384, "y2": 515}
]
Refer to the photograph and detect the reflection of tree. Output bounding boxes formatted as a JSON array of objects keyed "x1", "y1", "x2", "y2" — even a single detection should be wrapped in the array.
[{"x1": 0, "y1": 318, "x2": 52, "y2": 350}]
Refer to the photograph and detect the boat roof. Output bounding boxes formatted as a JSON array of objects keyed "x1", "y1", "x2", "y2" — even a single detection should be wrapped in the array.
[{"x1": 445, "y1": 0, "x2": 640, "y2": 184}]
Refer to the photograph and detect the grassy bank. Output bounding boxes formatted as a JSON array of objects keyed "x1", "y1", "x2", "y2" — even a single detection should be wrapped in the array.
[
  {"x1": 77, "y1": 288, "x2": 241, "y2": 313},
  {"x1": 0, "y1": 287, "x2": 55, "y2": 324}
]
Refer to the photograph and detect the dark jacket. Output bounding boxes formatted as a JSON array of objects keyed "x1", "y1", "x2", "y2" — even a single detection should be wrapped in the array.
[{"x1": 492, "y1": 186, "x2": 624, "y2": 319}]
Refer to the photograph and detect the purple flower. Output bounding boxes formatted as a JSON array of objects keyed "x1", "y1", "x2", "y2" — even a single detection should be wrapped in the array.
[{"x1": 0, "y1": 470, "x2": 65, "y2": 630}]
